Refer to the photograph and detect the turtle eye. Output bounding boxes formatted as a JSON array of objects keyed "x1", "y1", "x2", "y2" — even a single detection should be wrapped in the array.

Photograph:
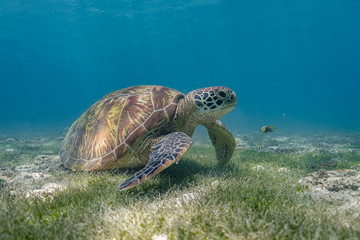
[{"x1": 216, "y1": 90, "x2": 229, "y2": 99}]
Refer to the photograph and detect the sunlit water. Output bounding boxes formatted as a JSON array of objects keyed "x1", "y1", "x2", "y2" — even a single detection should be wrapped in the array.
[{"x1": 1, "y1": 0, "x2": 360, "y2": 133}]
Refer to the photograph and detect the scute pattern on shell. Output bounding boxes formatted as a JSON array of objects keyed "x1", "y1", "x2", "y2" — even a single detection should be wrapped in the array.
[{"x1": 60, "y1": 85, "x2": 185, "y2": 171}]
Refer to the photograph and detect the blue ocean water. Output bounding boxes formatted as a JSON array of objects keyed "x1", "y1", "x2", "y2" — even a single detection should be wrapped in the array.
[{"x1": 1, "y1": 0, "x2": 360, "y2": 132}]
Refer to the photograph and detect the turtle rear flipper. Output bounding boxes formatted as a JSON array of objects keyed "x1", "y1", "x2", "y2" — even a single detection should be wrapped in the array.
[
  {"x1": 119, "y1": 132, "x2": 192, "y2": 191},
  {"x1": 204, "y1": 120, "x2": 236, "y2": 165}
]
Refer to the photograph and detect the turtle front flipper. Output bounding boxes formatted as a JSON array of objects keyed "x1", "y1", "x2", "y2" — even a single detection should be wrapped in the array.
[
  {"x1": 204, "y1": 120, "x2": 236, "y2": 165},
  {"x1": 119, "y1": 132, "x2": 192, "y2": 191}
]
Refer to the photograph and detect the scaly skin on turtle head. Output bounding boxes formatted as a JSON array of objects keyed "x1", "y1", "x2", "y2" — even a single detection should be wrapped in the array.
[{"x1": 189, "y1": 86, "x2": 237, "y2": 124}]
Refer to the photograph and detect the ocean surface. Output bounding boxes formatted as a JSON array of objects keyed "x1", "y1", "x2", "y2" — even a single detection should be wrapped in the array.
[{"x1": 1, "y1": 0, "x2": 360, "y2": 133}]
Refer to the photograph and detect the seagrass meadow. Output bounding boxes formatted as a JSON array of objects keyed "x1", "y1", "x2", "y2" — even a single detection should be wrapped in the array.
[{"x1": 0, "y1": 132, "x2": 360, "y2": 239}]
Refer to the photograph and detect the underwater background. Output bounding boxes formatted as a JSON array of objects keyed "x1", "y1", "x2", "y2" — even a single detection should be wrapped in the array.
[{"x1": 1, "y1": 0, "x2": 360, "y2": 133}]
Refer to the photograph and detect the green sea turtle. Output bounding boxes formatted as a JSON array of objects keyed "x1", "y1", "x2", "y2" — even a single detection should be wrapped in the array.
[{"x1": 59, "y1": 85, "x2": 237, "y2": 190}]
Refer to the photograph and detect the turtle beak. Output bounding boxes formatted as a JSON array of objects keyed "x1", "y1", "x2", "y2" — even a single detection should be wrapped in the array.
[{"x1": 222, "y1": 89, "x2": 237, "y2": 110}]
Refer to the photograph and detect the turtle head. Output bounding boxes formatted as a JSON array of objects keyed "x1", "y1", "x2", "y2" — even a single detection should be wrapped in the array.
[{"x1": 191, "y1": 86, "x2": 237, "y2": 123}]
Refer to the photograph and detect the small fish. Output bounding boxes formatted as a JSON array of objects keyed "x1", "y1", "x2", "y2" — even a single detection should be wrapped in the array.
[{"x1": 260, "y1": 125, "x2": 276, "y2": 133}]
